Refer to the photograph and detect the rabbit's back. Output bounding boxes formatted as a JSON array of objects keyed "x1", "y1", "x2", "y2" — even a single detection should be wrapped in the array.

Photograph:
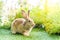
[
  {"x1": 12, "y1": 18, "x2": 25, "y2": 26},
  {"x1": 11, "y1": 18, "x2": 26, "y2": 33}
]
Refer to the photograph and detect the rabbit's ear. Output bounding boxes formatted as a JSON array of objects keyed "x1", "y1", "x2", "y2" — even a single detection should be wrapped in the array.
[
  {"x1": 21, "y1": 10, "x2": 28, "y2": 18},
  {"x1": 21, "y1": 10, "x2": 26, "y2": 14},
  {"x1": 28, "y1": 10, "x2": 30, "y2": 17}
]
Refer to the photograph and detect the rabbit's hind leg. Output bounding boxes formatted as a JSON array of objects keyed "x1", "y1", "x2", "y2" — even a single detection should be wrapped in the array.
[{"x1": 11, "y1": 26, "x2": 17, "y2": 34}]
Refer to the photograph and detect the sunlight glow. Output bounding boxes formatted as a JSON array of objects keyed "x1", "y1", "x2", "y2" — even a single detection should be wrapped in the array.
[
  {"x1": 27, "y1": 0, "x2": 40, "y2": 7},
  {"x1": 48, "y1": 0, "x2": 58, "y2": 6}
]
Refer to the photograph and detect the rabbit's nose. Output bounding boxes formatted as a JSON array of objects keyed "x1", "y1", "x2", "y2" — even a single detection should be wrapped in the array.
[{"x1": 32, "y1": 24, "x2": 35, "y2": 26}]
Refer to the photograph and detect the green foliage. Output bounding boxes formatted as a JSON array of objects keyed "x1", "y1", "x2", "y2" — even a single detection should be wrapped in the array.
[
  {"x1": 15, "y1": 7, "x2": 28, "y2": 19},
  {"x1": 30, "y1": 7, "x2": 41, "y2": 23},
  {"x1": 30, "y1": 7, "x2": 41, "y2": 24},
  {"x1": 30, "y1": 6, "x2": 47, "y2": 24},
  {"x1": 15, "y1": 9, "x2": 23, "y2": 19},
  {"x1": 0, "y1": 1, "x2": 3, "y2": 27},
  {"x1": 0, "y1": 16, "x2": 2, "y2": 26},
  {"x1": 0, "y1": 1, "x2": 3, "y2": 13},
  {"x1": 44, "y1": 6, "x2": 60, "y2": 34}
]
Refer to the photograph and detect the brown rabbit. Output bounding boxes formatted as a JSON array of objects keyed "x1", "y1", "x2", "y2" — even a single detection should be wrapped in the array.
[{"x1": 11, "y1": 10, "x2": 35, "y2": 36}]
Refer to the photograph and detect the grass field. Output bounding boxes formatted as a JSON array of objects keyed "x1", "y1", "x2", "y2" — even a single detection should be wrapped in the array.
[{"x1": 0, "y1": 28, "x2": 60, "y2": 40}]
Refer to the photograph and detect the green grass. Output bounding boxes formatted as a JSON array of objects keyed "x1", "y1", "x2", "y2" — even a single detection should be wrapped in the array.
[{"x1": 0, "y1": 28, "x2": 60, "y2": 40}]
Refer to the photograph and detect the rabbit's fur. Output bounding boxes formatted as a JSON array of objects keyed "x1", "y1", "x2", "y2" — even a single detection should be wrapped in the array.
[{"x1": 11, "y1": 10, "x2": 35, "y2": 36}]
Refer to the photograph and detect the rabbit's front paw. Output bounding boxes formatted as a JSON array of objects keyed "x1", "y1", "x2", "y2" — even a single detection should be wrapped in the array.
[
  {"x1": 23, "y1": 32, "x2": 29, "y2": 36},
  {"x1": 11, "y1": 31, "x2": 16, "y2": 34}
]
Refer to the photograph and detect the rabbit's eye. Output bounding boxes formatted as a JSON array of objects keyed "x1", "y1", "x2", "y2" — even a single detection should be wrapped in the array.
[{"x1": 28, "y1": 20, "x2": 30, "y2": 22}]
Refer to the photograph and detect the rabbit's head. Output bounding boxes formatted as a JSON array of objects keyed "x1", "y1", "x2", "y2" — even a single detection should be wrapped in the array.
[{"x1": 21, "y1": 10, "x2": 35, "y2": 28}]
